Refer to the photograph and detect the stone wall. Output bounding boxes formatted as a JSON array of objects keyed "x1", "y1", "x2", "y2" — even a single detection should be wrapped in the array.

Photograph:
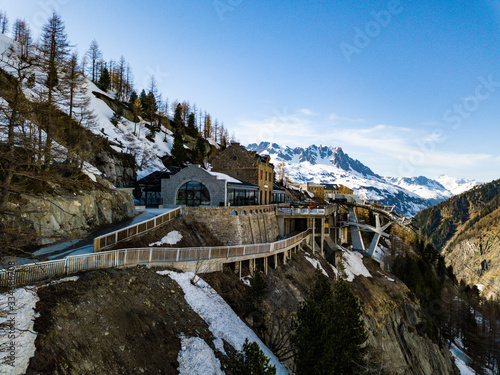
[{"x1": 183, "y1": 205, "x2": 279, "y2": 245}]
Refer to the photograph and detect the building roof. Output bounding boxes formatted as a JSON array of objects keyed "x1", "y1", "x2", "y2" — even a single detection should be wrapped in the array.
[
  {"x1": 324, "y1": 183, "x2": 340, "y2": 190},
  {"x1": 206, "y1": 170, "x2": 241, "y2": 184},
  {"x1": 229, "y1": 178, "x2": 259, "y2": 190},
  {"x1": 137, "y1": 169, "x2": 175, "y2": 185}
]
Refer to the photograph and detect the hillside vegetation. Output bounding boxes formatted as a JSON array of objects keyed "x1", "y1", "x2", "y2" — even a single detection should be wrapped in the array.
[
  {"x1": 414, "y1": 178, "x2": 500, "y2": 299},
  {"x1": 414, "y1": 179, "x2": 500, "y2": 250}
]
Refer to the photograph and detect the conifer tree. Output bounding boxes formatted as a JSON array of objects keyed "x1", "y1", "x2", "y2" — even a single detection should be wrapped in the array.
[
  {"x1": 231, "y1": 338, "x2": 276, "y2": 375},
  {"x1": 292, "y1": 268, "x2": 337, "y2": 374},
  {"x1": 187, "y1": 112, "x2": 198, "y2": 137},
  {"x1": 292, "y1": 268, "x2": 368, "y2": 375},
  {"x1": 330, "y1": 279, "x2": 368, "y2": 374},
  {"x1": 173, "y1": 103, "x2": 183, "y2": 126},
  {"x1": 194, "y1": 135, "x2": 206, "y2": 164},
  {"x1": 129, "y1": 90, "x2": 138, "y2": 106},
  {"x1": 171, "y1": 129, "x2": 185, "y2": 166},
  {"x1": 97, "y1": 66, "x2": 110, "y2": 91}
]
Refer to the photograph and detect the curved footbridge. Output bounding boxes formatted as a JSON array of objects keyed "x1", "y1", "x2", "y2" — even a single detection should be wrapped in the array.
[{"x1": 0, "y1": 225, "x2": 311, "y2": 288}]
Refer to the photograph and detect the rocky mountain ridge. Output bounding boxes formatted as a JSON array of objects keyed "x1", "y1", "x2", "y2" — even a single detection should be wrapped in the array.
[{"x1": 247, "y1": 142, "x2": 481, "y2": 216}]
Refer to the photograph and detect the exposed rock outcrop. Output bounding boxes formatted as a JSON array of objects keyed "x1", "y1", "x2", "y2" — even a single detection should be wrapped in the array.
[
  {"x1": 445, "y1": 238, "x2": 500, "y2": 300},
  {"x1": 8, "y1": 187, "x2": 136, "y2": 245}
]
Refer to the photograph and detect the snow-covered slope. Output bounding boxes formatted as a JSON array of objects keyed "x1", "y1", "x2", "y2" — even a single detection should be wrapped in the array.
[
  {"x1": 0, "y1": 33, "x2": 173, "y2": 180},
  {"x1": 384, "y1": 176, "x2": 452, "y2": 205},
  {"x1": 247, "y1": 142, "x2": 481, "y2": 217},
  {"x1": 434, "y1": 175, "x2": 481, "y2": 196}
]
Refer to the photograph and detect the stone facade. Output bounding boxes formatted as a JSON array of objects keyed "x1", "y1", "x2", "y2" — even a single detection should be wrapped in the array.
[
  {"x1": 211, "y1": 143, "x2": 274, "y2": 205},
  {"x1": 161, "y1": 165, "x2": 227, "y2": 207},
  {"x1": 183, "y1": 205, "x2": 279, "y2": 245}
]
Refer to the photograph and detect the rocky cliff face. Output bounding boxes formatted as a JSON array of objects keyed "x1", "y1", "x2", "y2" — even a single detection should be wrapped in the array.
[
  {"x1": 445, "y1": 237, "x2": 500, "y2": 300},
  {"x1": 8, "y1": 186, "x2": 136, "y2": 246}
]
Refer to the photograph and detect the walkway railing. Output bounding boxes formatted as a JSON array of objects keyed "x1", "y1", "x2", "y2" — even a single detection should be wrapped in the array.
[
  {"x1": 93, "y1": 207, "x2": 182, "y2": 252},
  {"x1": 277, "y1": 206, "x2": 335, "y2": 216},
  {"x1": 1, "y1": 230, "x2": 311, "y2": 288}
]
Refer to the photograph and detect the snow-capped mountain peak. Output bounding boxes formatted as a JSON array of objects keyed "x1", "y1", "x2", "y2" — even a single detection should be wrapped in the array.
[{"x1": 246, "y1": 142, "x2": 482, "y2": 217}]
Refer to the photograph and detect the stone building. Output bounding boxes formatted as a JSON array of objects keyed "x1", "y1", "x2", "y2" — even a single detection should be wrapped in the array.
[
  {"x1": 161, "y1": 164, "x2": 259, "y2": 207},
  {"x1": 211, "y1": 143, "x2": 274, "y2": 205},
  {"x1": 300, "y1": 182, "x2": 326, "y2": 199}
]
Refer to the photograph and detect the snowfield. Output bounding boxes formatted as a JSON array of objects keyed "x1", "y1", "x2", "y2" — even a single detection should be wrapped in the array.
[
  {"x1": 177, "y1": 335, "x2": 224, "y2": 375},
  {"x1": 159, "y1": 271, "x2": 288, "y2": 374},
  {"x1": 342, "y1": 250, "x2": 372, "y2": 282}
]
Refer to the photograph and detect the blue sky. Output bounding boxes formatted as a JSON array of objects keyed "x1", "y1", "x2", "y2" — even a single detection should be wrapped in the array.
[{"x1": 1, "y1": 0, "x2": 500, "y2": 181}]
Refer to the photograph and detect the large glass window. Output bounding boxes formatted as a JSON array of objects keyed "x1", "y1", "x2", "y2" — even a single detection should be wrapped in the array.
[
  {"x1": 176, "y1": 181, "x2": 211, "y2": 206},
  {"x1": 228, "y1": 189, "x2": 258, "y2": 206}
]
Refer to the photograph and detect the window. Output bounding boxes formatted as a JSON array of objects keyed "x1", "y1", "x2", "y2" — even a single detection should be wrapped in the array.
[
  {"x1": 176, "y1": 181, "x2": 210, "y2": 206},
  {"x1": 260, "y1": 170, "x2": 263, "y2": 180}
]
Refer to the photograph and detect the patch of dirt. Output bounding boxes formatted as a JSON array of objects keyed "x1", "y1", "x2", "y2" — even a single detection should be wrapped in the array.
[
  {"x1": 110, "y1": 217, "x2": 224, "y2": 250},
  {"x1": 27, "y1": 267, "x2": 234, "y2": 374}
]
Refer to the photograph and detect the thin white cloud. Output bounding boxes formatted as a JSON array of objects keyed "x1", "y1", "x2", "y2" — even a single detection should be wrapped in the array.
[
  {"x1": 237, "y1": 110, "x2": 317, "y2": 146},
  {"x1": 299, "y1": 108, "x2": 316, "y2": 116}
]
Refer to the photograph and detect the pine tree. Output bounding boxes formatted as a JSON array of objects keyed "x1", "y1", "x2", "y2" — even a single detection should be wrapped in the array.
[
  {"x1": 187, "y1": 112, "x2": 198, "y2": 137},
  {"x1": 171, "y1": 129, "x2": 185, "y2": 166},
  {"x1": 330, "y1": 279, "x2": 368, "y2": 374},
  {"x1": 292, "y1": 269, "x2": 368, "y2": 375},
  {"x1": 194, "y1": 135, "x2": 206, "y2": 164},
  {"x1": 231, "y1": 339, "x2": 276, "y2": 375},
  {"x1": 97, "y1": 66, "x2": 110, "y2": 91},
  {"x1": 292, "y1": 268, "x2": 337, "y2": 374},
  {"x1": 129, "y1": 90, "x2": 138, "y2": 106},
  {"x1": 173, "y1": 103, "x2": 183, "y2": 126}
]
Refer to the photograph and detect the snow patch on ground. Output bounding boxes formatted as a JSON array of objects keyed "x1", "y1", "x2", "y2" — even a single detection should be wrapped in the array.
[
  {"x1": 241, "y1": 275, "x2": 252, "y2": 287},
  {"x1": 0, "y1": 287, "x2": 39, "y2": 375},
  {"x1": 47, "y1": 276, "x2": 80, "y2": 286},
  {"x1": 304, "y1": 255, "x2": 328, "y2": 277},
  {"x1": 149, "y1": 231, "x2": 183, "y2": 246},
  {"x1": 342, "y1": 250, "x2": 372, "y2": 282},
  {"x1": 177, "y1": 335, "x2": 223, "y2": 375},
  {"x1": 159, "y1": 271, "x2": 287, "y2": 374}
]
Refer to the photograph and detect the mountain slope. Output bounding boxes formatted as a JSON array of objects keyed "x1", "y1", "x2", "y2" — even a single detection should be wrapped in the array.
[
  {"x1": 246, "y1": 142, "x2": 480, "y2": 217},
  {"x1": 414, "y1": 179, "x2": 500, "y2": 298}
]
